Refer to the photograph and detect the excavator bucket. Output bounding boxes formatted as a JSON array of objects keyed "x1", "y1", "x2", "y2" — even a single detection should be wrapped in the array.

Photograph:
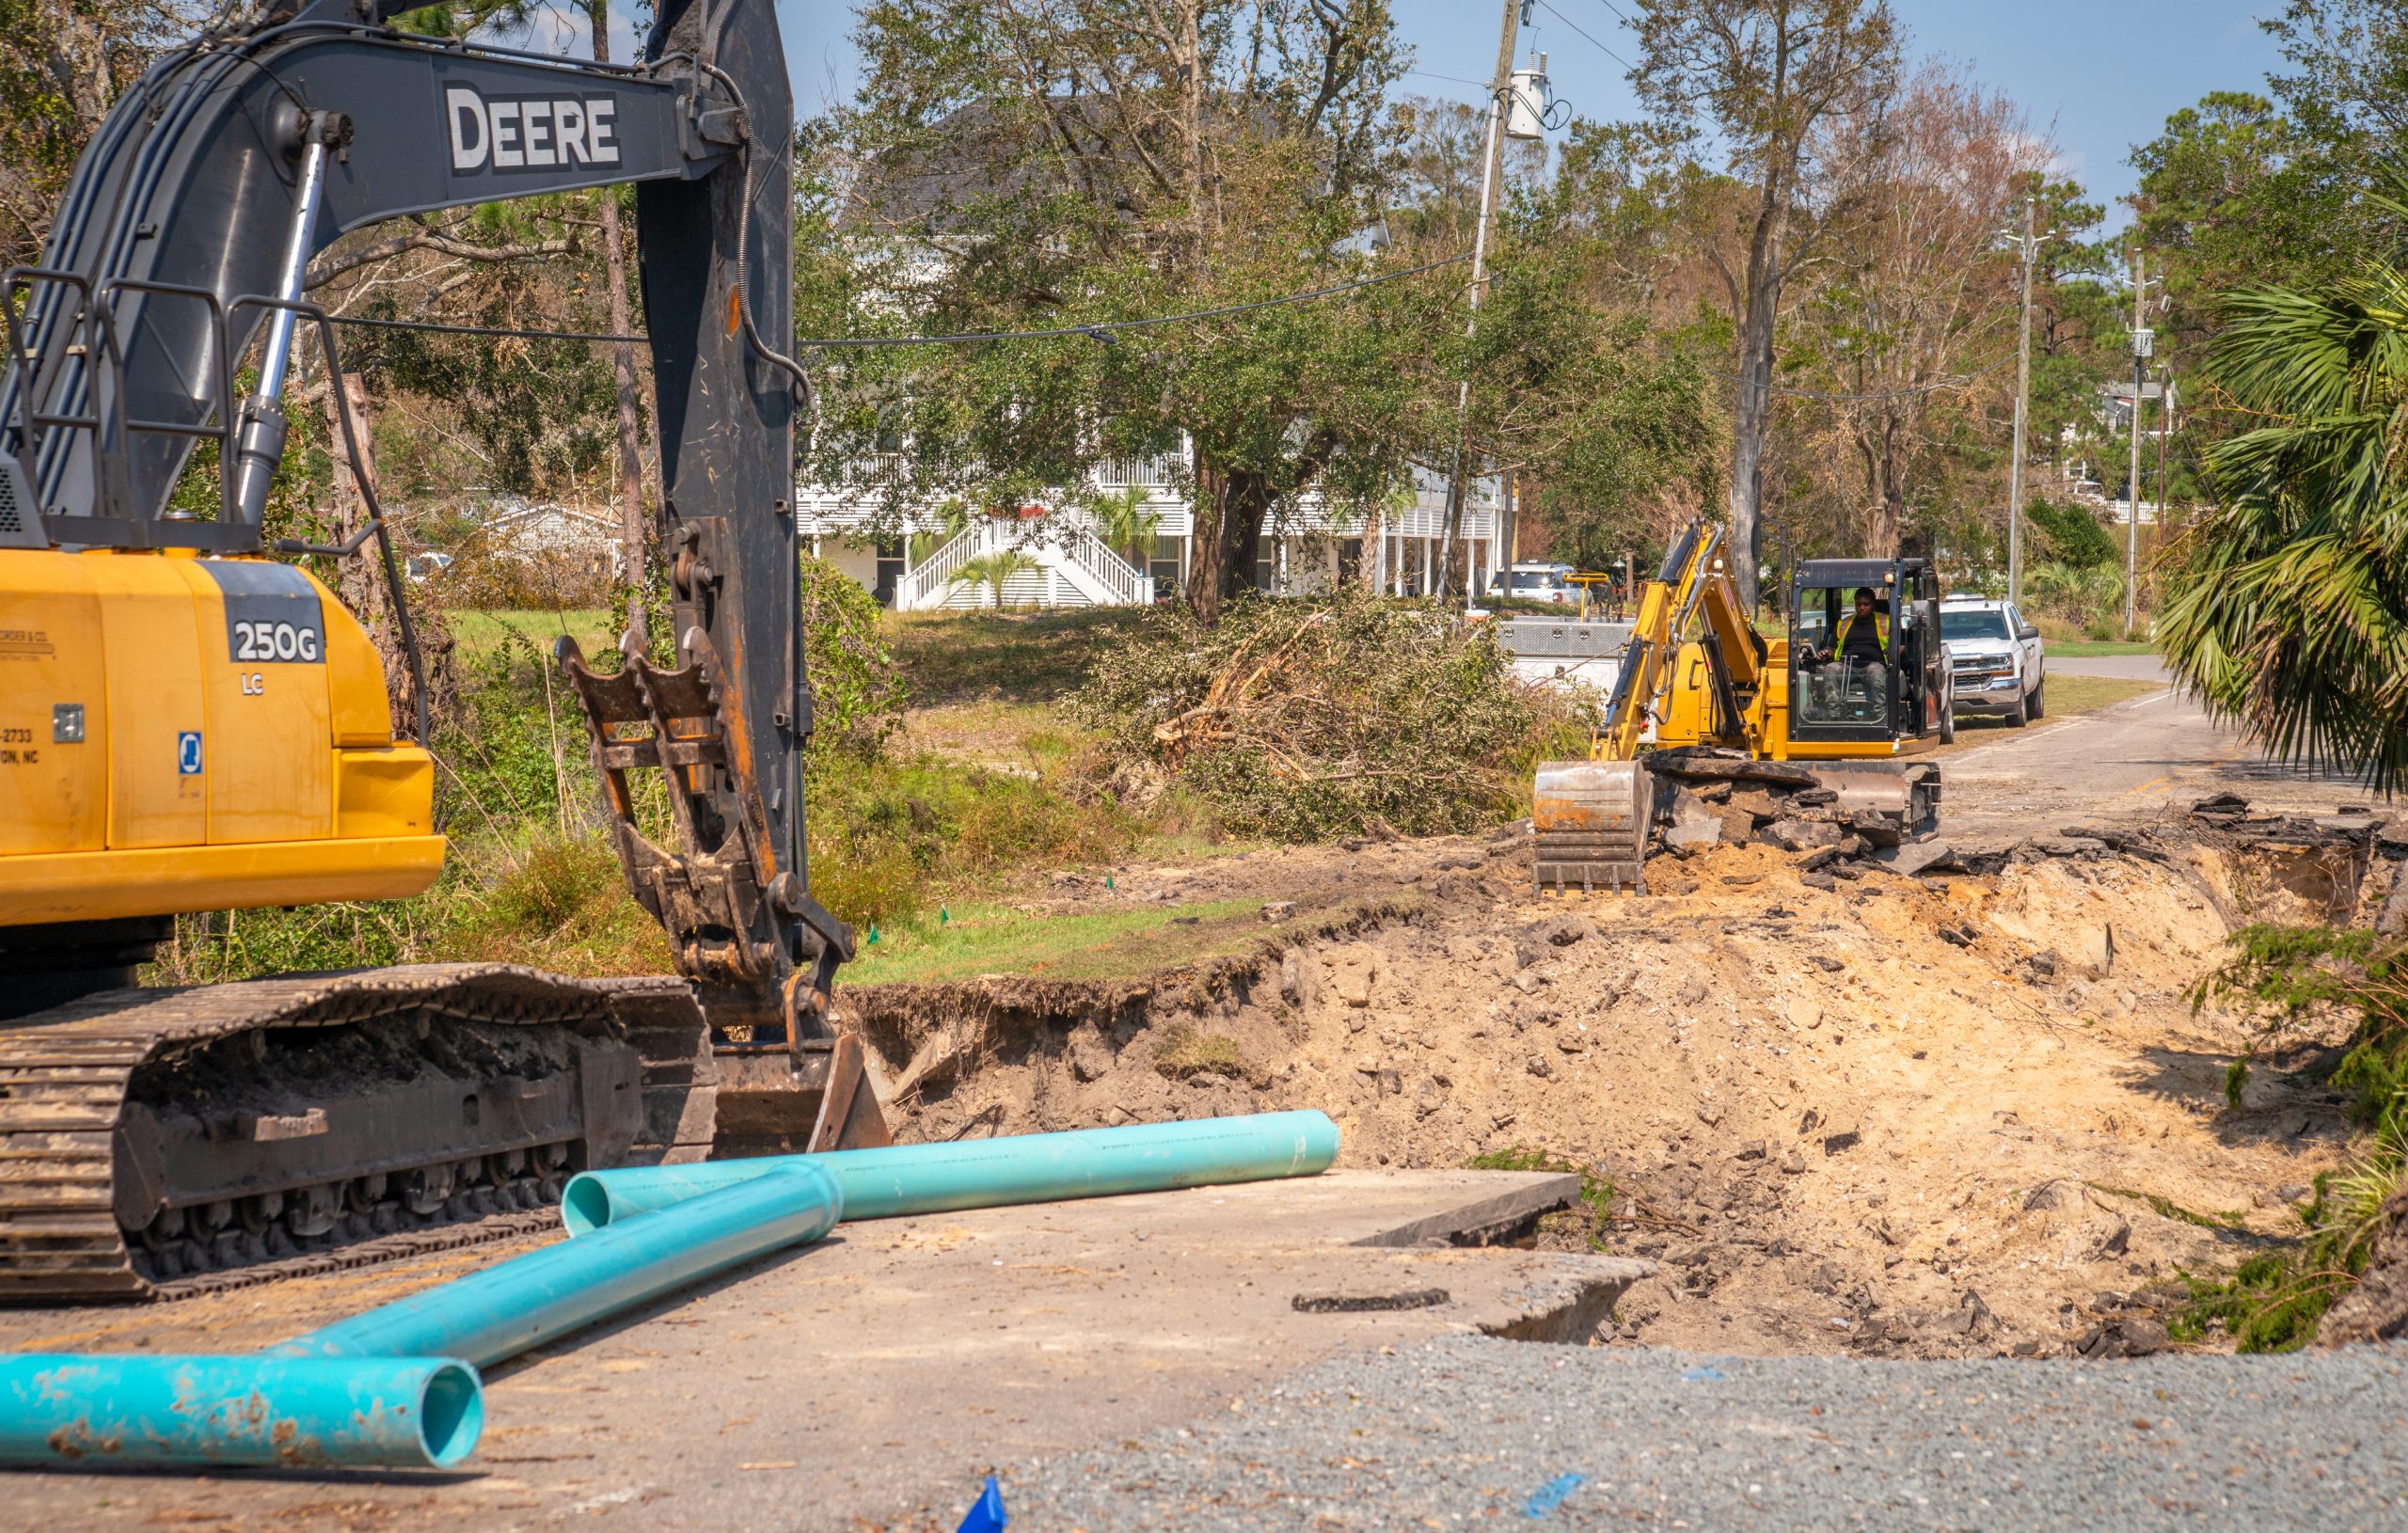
[
  {"x1": 1796, "y1": 761, "x2": 1942, "y2": 839},
  {"x1": 1531, "y1": 759, "x2": 1656, "y2": 893}
]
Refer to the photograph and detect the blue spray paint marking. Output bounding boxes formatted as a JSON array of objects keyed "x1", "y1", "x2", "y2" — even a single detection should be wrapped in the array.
[
  {"x1": 955, "y1": 1473, "x2": 1008, "y2": 1532},
  {"x1": 1681, "y1": 1365, "x2": 1727, "y2": 1383},
  {"x1": 1523, "y1": 1473, "x2": 1587, "y2": 1517}
]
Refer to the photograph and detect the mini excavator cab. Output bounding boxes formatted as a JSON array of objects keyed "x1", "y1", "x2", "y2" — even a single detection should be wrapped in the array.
[{"x1": 1787, "y1": 558, "x2": 1954, "y2": 747}]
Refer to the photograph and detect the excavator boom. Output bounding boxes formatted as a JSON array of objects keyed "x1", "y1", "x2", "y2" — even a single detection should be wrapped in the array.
[{"x1": 0, "y1": 0, "x2": 881, "y2": 1303}]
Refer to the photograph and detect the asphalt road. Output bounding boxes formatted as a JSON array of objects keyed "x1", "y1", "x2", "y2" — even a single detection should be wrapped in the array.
[
  {"x1": 1006, "y1": 1334, "x2": 2408, "y2": 1531},
  {"x1": 1941, "y1": 672, "x2": 2375, "y2": 849}
]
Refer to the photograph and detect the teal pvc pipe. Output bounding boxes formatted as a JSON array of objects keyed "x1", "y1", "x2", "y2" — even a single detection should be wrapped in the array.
[
  {"x1": 278, "y1": 1160, "x2": 841, "y2": 1370},
  {"x1": 561, "y1": 1109, "x2": 1339, "y2": 1235},
  {"x1": 0, "y1": 1354, "x2": 481, "y2": 1469}
]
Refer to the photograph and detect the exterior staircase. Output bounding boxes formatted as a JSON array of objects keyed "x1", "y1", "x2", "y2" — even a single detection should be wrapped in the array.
[{"x1": 898, "y1": 519, "x2": 1154, "y2": 611}]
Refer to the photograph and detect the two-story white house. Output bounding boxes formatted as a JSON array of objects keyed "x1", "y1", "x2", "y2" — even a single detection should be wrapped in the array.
[{"x1": 797, "y1": 452, "x2": 1504, "y2": 610}]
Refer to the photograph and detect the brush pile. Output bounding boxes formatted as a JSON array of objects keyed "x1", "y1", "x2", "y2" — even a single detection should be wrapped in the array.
[{"x1": 1074, "y1": 591, "x2": 1585, "y2": 841}]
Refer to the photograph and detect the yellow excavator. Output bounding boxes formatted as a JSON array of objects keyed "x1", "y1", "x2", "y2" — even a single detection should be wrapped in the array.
[
  {"x1": 1531, "y1": 520, "x2": 1954, "y2": 892},
  {"x1": 0, "y1": 0, "x2": 886, "y2": 1302}
]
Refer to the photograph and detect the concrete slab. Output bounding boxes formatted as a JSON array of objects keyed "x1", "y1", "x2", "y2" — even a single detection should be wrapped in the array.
[{"x1": 0, "y1": 1169, "x2": 1643, "y2": 1532}]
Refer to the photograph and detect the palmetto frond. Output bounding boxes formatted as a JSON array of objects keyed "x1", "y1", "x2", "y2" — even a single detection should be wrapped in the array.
[
  {"x1": 946, "y1": 549, "x2": 1042, "y2": 610},
  {"x1": 2161, "y1": 255, "x2": 2408, "y2": 794}
]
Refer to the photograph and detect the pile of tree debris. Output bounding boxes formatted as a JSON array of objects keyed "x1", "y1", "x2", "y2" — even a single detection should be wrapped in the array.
[{"x1": 1074, "y1": 592, "x2": 1585, "y2": 842}]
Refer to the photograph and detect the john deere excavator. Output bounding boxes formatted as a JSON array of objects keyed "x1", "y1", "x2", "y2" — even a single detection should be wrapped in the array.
[
  {"x1": 0, "y1": 0, "x2": 887, "y2": 1302},
  {"x1": 1531, "y1": 520, "x2": 1953, "y2": 893}
]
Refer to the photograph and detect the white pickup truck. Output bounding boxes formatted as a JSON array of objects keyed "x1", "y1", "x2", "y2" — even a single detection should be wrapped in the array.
[{"x1": 1940, "y1": 598, "x2": 2046, "y2": 727}]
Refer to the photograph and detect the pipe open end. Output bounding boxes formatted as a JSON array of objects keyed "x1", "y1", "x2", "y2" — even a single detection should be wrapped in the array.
[
  {"x1": 560, "y1": 1173, "x2": 614, "y2": 1236},
  {"x1": 417, "y1": 1361, "x2": 483, "y2": 1468}
]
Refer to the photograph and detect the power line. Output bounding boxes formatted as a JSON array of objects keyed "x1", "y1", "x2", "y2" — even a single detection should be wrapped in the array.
[
  {"x1": 1532, "y1": 0, "x2": 1635, "y2": 72},
  {"x1": 1404, "y1": 69, "x2": 1494, "y2": 91},
  {"x1": 326, "y1": 253, "x2": 1471, "y2": 354}
]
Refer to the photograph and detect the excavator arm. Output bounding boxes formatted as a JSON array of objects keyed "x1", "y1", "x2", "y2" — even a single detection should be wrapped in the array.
[{"x1": 0, "y1": 0, "x2": 880, "y2": 1264}]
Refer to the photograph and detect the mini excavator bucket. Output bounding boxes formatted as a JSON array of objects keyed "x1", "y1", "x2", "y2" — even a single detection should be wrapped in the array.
[
  {"x1": 1532, "y1": 759, "x2": 1656, "y2": 893},
  {"x1": 1794, "y1": 760, "x2": 1942, "y2": 839}
]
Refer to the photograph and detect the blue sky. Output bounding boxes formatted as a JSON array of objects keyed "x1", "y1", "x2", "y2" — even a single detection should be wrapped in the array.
[{"x1": 771, "y1": 1, "x2": 2287, "y2": 233}]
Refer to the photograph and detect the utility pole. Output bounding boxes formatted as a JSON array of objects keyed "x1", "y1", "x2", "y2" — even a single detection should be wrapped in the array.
[
  {"x1": 1439, "y1": 0, "x2": 1521, "y2": 608},
  {"x1": 2126, "y1": 245, "x2": 2151, "y2": 639},
  {"x1": 2004, "y1": 198, "x2": 2041, "y2": 604}
]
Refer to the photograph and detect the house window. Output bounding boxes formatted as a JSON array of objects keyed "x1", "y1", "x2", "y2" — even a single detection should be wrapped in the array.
[
  {"x1": 1149, "y1": 534, "x2": 1181, "y2": 597},
  {"x1": 872, "y1": 537, "x2": 905, "y2": 607}
]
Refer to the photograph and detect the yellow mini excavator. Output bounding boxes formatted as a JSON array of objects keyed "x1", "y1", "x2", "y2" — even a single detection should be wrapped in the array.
[
  {"x1": 0, "y1": 0, "x2": 886, "y2": 1302},
  {"x1": 1530, "y1": 520, "x2": 1954, "y2": 893}
]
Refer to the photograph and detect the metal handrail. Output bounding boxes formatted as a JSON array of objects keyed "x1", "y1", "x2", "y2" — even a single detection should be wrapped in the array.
[{"x1": 97, "y1": 277, "x2": 237, "y2": 528}]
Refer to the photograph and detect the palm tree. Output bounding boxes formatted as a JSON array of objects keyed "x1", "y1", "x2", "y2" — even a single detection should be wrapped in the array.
[
  {"x1": 1092, "y1": 483, "x2": 1163, "y2": 568},
  {"x1": 946, "y1": 549, "x2": 1042, "y2": 610},
  {"x1": 2160, "y1": 250, "x2": 2408, "y2": 793},
  {"x1": 911, "y1": 498, "x2": 972, "y2": 564}
]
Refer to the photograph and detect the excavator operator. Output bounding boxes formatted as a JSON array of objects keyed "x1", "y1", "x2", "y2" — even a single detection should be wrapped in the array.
[{"x1": 1812, "y1": 586, "x2": 1891, "y2": 710}]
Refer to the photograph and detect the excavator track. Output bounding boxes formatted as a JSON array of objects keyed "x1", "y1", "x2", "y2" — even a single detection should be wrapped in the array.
[{"x1": 0, "y1": 965, "x2": 717, "y2": 1304}]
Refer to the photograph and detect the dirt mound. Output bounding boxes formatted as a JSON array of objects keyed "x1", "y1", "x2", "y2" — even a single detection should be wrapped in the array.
[{"x1": 848, "y1": 826, "x2": 2380, "y2": 1359}]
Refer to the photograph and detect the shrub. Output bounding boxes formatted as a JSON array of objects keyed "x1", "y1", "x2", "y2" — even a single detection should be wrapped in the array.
[
  {"x1": 803, "y1": 753, "x2": 1137, "y2": 930},
  {"x1": 2178, "y1": 926, "x2": 2408, "y2": 1349},
  {"x1": 800, "y1": 554, "x2": 909, "y2": 760},
  {"x1": 2026, "y1": 497, "x2": 2120, "y2": 569},
  {"x1": 1072, "y1": 590, "x2": 1580, "y2": 842},
  {"x1": 439, "y1": 833, "x2": 671, "y2": 974},
  {"x1": 2024, "y1": 560, "x2": 2128, "y2": 631}
]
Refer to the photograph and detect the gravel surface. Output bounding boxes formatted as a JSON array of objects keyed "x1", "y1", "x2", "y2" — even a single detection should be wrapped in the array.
[{"x1": 1005, "y1": 1335, "x2": 2408, "y2": 1530}]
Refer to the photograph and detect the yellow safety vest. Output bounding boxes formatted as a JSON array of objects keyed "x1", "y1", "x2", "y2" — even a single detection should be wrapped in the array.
[{"x1": 1833, "y1": 611, "x2": 1890, "y2": 657}]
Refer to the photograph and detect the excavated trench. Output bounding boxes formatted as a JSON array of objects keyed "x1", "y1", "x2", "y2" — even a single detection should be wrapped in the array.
[{"x1": 842, "y1": 804, "x2": 2406, "y2": 1361}]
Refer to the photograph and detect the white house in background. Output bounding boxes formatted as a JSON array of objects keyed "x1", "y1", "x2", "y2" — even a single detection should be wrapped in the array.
[
  {"x1": 478, "y1": 499, "x2": 624, "y2": 579},
  {"x1": 798, "y1": 449, "x2": 1504, "y2": 610}
]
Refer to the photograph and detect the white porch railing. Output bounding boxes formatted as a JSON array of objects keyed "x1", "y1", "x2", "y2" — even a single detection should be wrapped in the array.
[
  {"x1": 898, "y1": 520, "x2": 1155, "y2": 610},
  {"x1": 900, "y1": 522, "x2": 984, "y2": 609},
  {"x1": 1065, "y1": 527, "x2": 1150, "y2": 606}
]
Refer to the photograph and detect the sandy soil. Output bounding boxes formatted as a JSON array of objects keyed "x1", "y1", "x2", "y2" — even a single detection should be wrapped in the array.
[{"x1": 855, "y1": 814, "x2": 2403, "y2": 1362}]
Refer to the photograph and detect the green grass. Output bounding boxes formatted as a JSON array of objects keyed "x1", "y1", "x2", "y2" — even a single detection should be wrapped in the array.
[
  {"x1": 885, "y1": 607, "x2": 1146, "y2": 706},
  {"x1": 1939, "y1": 673, "x2": 2164, "y2": 751},
  {"x1": 844, "y1": 896, "x2": 1273, "y2": 986},
  {"x1": 446, "y1": 607, "x2": 615, "y2": 661},
  {"x1": 2086, "y1": 1182, "x2": 2250, "y2": 1232},
  {"x1": 2046, "y1": 673, "x2": 2165, "y2": 712},
  {"x1": 1466, "y1": 1146, "x2": 1620, "y2": 1243},
  {"x1": 2049, "y1": 640, "x2": 2159, "y2": 657}
]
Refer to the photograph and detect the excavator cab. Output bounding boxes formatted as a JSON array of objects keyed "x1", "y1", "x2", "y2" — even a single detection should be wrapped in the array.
[{"x1": 1787, "y1": 559, "x2": 1953, "y2": 746}]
